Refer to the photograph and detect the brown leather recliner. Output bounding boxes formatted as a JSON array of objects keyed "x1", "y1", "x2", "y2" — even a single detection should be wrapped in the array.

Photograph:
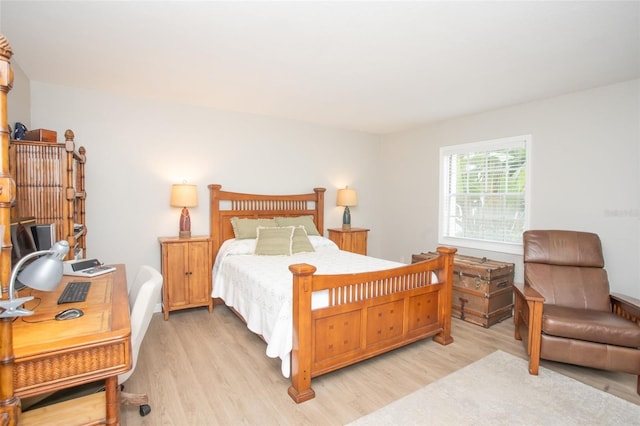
[{"x1": 514, "y1": 230, "x2": 640, "y2": 395}]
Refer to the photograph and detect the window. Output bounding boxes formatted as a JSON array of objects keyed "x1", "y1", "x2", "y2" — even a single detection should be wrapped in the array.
[{"x1": 439, "y1": 135, "x2": 531, "y2": 254}]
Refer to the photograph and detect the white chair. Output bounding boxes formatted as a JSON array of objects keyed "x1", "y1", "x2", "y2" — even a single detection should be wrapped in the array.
[
  {"x1": 120, "y1": 266, "x2": 163, "y2": 416},
  {"x1": 128, "y1": 264, "x2": 161, "y2": 308}
]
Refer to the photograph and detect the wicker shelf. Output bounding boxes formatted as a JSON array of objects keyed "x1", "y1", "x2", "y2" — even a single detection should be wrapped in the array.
[
  {"x1": 20, "y1": 391, "x2": 105, "y2": 425},
  {"x1": 9, "y1": 129, "x2": 86, "y2": 260}
]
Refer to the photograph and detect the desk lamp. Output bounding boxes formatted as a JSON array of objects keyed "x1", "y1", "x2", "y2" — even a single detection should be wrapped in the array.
[
  {"x1": 0, "y1": 240, "x2": 69, "y2": 318},
  {"x1": 170, "y1": 183, "x2": 198, "y2": 238},
  {"x1": 337, "y1": 186, "x2": 358, "y2": 230}
]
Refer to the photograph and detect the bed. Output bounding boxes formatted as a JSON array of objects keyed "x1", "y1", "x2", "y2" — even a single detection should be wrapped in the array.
[{"x1": 209, "y1": 184, "x2": 457, "y2": 403}]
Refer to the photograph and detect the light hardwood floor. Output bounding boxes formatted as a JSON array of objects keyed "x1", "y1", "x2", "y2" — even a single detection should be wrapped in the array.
[{"x1": 121, "y1": 306, "x2": 639, "y2": 425}]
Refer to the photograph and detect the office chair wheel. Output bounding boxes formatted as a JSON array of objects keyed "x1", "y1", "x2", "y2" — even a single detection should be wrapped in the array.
[{"x1": 139, "y1": 404, "x2": 151, "y2": 416}]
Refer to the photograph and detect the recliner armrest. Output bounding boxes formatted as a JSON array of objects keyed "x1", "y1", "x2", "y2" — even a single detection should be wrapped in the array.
[
  {"x1": 611, "y1": 293, "x2": 640, "y2": 324},
  {"x1": 513, "y1": 282, "x2": 545, "y2": 302},
  {"x1": 513, "y1": 282, "x2": 545, "y2": 375}
]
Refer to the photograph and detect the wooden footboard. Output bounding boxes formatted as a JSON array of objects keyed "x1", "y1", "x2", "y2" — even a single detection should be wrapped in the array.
[{"x1": 288, "y1": 246, "x2": 457, "y2": 403}]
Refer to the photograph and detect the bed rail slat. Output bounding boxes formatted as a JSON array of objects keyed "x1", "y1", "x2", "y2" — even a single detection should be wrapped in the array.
[
  {"x1": 209, "y1": 184, "x2": 326, "y2": 259},
  {"x1": 322, "y1": 268, "x2": 438, "y2": 306}
]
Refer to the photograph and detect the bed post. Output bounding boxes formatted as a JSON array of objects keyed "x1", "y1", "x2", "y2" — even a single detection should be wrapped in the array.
[
  {"x1": 433, "y1": 246, "x2": 457, "y2": 345},
  {"x1": 0, "y1": 32, "x2": 18, "y2": 426},
  {"x1": 313, "y1": 187, "x2": 325, "y2": 235},
  {"x1": 288, "y1": 263, "x2": 317, "y2": 403},
  {"x1": 208, "y1": 184, "x2": 222, "y2": 255}
]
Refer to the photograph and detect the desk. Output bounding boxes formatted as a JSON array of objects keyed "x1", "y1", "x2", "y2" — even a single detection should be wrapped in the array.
[{"x1": 12, "y1": 264, "x2": 131, "y2": 425}]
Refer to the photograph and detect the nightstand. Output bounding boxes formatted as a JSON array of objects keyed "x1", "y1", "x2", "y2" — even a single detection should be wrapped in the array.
[
  {"x1": 158, "y1": 236, "x2": 213, "y2": 320},
  {"x1": 327, "y1": 227, "x2": 369, "y2": 255}
]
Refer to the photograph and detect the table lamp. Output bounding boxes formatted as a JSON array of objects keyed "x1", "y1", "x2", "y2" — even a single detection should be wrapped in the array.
[
  {"x1": 170, "y1": 183, "x2": 198, "y2": 238},
  {"x1": 337, "y1": 186, "x2": 358, "y2": 230},
  {"x1": 0, "y1": 240, "x2": 69, "y2": 318}
]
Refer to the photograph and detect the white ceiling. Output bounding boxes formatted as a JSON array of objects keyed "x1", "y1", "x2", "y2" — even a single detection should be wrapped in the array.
[{"x1": 1, "y1": 1, "x2": 638, "y2": 134}]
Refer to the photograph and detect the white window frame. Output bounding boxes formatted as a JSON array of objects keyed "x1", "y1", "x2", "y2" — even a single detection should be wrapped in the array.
[{"x1": 438, "y1": 135, "x2": 531, "y2": 255}]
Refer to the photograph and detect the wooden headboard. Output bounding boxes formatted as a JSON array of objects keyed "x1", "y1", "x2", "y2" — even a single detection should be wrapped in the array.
[{"x1": 208, "y1": 184, "x2": 326, "y2": 259}]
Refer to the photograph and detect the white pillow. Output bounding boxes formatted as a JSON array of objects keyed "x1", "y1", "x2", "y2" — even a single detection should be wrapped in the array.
[
  {"x1": 219, "y1": 238, "x2": 256, "y2": 256},
  {"x1": 309, "y1": 236, "x2": 339, "y2": 251}
]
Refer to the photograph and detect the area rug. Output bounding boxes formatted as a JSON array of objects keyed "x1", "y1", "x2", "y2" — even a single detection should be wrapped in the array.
[{"x1": 347, "y1": 350, "x2": 640, "y2": 425}]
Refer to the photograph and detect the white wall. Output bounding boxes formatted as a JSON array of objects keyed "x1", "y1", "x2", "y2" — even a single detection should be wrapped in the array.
[
  {"x1": 7, "y1": 59, "x2": 29, "y2": 129},
  {"x1": 379, "y1": 79, "x2": 640, "y2": 298},
  {"x1": 27, "y1": 82, "x2": 384, "y2": 283}
]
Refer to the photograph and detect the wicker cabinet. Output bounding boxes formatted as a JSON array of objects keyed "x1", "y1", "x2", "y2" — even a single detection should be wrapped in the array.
[
  {"x1": 327, "y1": 227, "x2": 369, "y2": 255},
  {"x1": 9, "y1": 129, "x2": 86, "y2": 260},
  {"x1": 159, "y1": 236, "x2": 213, "y2": 320}
]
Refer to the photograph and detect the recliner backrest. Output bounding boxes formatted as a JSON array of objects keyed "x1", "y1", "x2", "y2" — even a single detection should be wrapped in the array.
[
  {"x1": 119, "y1": 266, "x2": 163, "y2": 384},
  {"x1": 523, "y1": 230, "x2": 610, "y2": 311}
]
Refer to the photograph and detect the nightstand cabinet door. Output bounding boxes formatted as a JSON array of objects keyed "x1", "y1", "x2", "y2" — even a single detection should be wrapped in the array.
[
  {"x1": 327, "y1": 228, "x2": 369, "y2": 255},
  {"x1": 159, "y1": 236, "x2": 213, "y2": 320},
  {"x1": 186, "y1": 241, "x2": 212, "y2": 305}
]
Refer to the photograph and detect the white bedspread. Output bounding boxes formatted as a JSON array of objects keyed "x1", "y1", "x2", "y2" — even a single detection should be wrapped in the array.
[{"x1": 212, "y1": 236, "x2": 404, "y2": 378}]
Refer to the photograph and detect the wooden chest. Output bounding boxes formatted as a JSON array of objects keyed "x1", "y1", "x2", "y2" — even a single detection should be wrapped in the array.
[
  {"x1": 23, "y1": 128, "x2": 57, "y2": 142},
  {"x1": 411, "y1": 252, "x2": 515, "y2": 328}
]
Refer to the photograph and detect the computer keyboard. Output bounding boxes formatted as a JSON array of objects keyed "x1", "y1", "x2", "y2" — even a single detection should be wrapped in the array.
[{"x1": 57, "y1": 281, "x2": 91, "y2": 304}]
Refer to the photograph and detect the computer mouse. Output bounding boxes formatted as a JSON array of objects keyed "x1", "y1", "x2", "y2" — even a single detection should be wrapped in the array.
[{"x1": 55, "y1": 308, "x2": 84, "y2": 321}]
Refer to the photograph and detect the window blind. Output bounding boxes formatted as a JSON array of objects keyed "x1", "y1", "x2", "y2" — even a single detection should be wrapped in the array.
[{"x1": 440, "y1": 135, "x2": 530, "y2": 253}]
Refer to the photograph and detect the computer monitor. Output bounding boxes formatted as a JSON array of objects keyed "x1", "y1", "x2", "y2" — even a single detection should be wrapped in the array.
[
  {"x1": 32, "y1": 223, "x2": 56, "y2": 251},
  {"x1": 10, "y1": 217, "x2": 37, "y2": 267},
  {"x1": 10, "y1": 217, "x2": 38, "y2": 290}
]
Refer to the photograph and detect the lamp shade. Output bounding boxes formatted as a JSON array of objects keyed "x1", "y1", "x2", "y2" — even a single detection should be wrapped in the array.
[
  {"x1": 337, "y1": 187, "x2": 357, "y2": 207},
  {"x1": 17, "y1": 240, "x2": 69, "y2": 291},
  {"x1": 0, "y1": 240, "x2": 69, "y2": 319},
  {"x1": 170, "y1": 184, "x2": 198, "y2": 208}
]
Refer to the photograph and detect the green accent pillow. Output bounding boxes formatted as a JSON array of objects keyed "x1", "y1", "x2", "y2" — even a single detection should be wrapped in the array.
[
  {"x1": 254, "y1": 226, "x2": 294, "y2": 255},
  {"x1": 231, "y1": 217, "x2": 277, "y2": 239},
  {"x1": 274, "y1": 215, "x2": 320, "y2": 236},
  {"x1": 292, "y1": 226, "x2": 315, "y2": 254}
]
